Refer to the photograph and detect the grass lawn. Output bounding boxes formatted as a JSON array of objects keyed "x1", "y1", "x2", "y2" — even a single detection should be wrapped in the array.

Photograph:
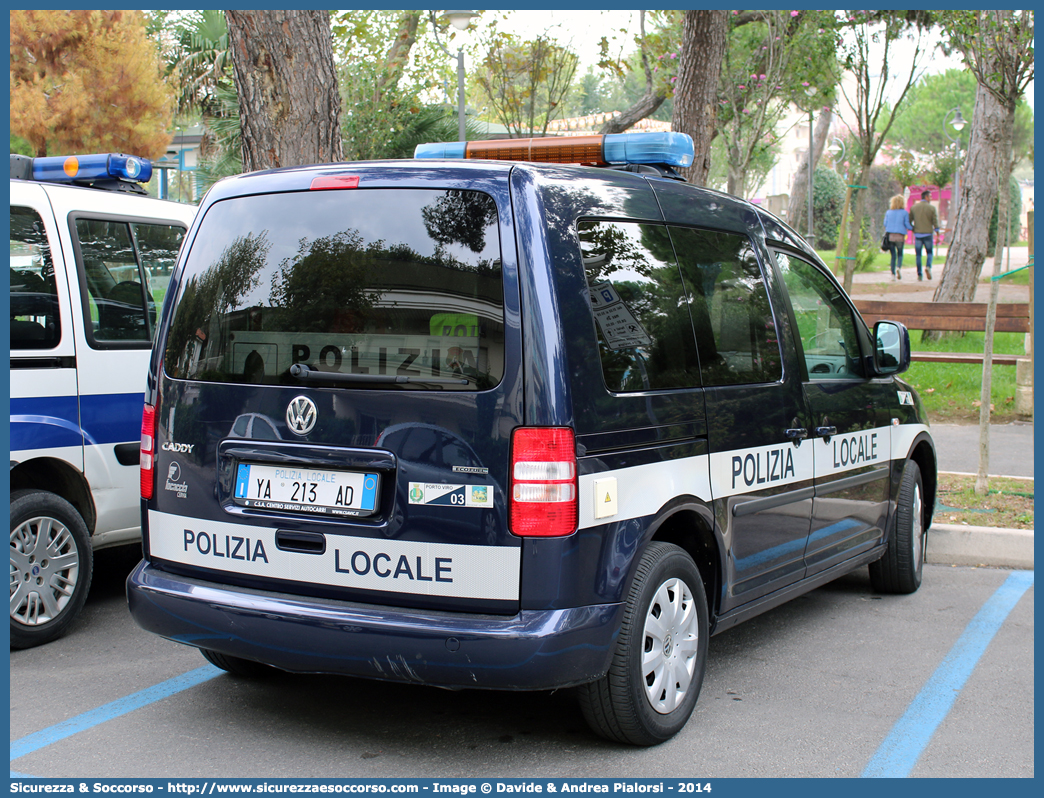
[
  {"x1": 935, "y1": 473, "x2": 1033, "y2": 529},
  {"x1": 815, "y1": 249, "x2": 896, "y2": 273},
  {"x1": 902, "y1": 331, "x2": 1030, "y2": 424}
]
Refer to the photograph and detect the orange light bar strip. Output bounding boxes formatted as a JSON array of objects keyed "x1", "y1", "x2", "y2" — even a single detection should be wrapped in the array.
[{"x1": 465, "y1": 136, "x2": 607, "y2": 165}]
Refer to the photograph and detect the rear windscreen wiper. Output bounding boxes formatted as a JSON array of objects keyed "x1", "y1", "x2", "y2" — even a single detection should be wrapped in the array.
[{"x1": 289, "y1": 363, "x2": 468, "y2": 386}]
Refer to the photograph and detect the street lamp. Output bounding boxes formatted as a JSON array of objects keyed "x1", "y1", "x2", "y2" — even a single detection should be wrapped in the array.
[
  {"x1": 804, "y1": 85, "x2": 818, "y2": 248},
  {"x1": 943, "y1": 107, "x2": 966, "y2": 238},
  {"x1": 827, "y1": 137, "x2": 846, "y2": 176},
  {"x1": 431, "y1": 10, "x2": 479, "y2": 142}
]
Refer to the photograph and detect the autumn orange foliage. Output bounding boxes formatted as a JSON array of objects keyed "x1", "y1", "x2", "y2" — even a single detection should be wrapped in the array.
[{"x1": 10, "y1": 10, "x2": 174, "y2": 159}]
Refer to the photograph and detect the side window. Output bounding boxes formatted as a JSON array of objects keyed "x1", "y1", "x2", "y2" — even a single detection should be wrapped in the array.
[
  {"x1": 578, "y1": 220, "x2": 700, "y2": 393},
  {"x1": 132, "y1": 220, "x2": 183, "y2": 334},
  {"x1": 75, "y1": 217, "x2": 184, "y2": 346},
  {"x1": 670, "y1": 227, "x2": 782, "y2": 386},
  {"x1": 775, "y1": 251, "x2": 864, "y2": 380},
  {"x1": 10, "y1": 206, "x2": 61, "y2": 350}
]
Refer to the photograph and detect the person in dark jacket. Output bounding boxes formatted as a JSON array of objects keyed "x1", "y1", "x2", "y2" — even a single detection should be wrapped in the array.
[
  {"x1": 883, "y1": 195, "x2": 914, "y2": 280},
  {"x1": 910, "y1": 190, "x2": 940, "y2": 280}
]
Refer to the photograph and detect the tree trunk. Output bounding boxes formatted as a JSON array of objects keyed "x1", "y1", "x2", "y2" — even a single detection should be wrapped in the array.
[
  {"x1": 726, "y1": 142, "x2": 745, "y2": 197},
  {"x1": 841, "y1": 162, "x2": 873, "y2": 294},
  {"x1": 601, "y1": 11, "x2": 667, "y2": 135},
  {"x1": 786, "y1": 107, "x2": 833, "y2": 236},
  {"x1": 225, "y1": 10, "x2": 343, "y2": 171},
  {"x1": 671, "y1": 10, "x2": 728, "y2": 186},
  {"x1": 975, "y1": 132, "x2": 1016, "y2": 494},
  {"x1": 600, "y1": 92, "x2": 667, "y2": 135},
  {"x1": 992, "y1": 153, "x2": 1016, "y2": 278},
  {"x1": 932, "y1": 80, "x2": 1009, "y2": 305},
  {"x1": 374, "y1": 11, "x2": 421, "y2": 104},
  {"x1": 831, "y1": 183, "x2": 854, "y2": 278}
]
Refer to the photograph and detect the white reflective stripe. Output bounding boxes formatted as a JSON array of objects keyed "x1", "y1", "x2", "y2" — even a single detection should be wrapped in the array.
[
  {"x1": 810, "y1": 425, "x2": 891, "y2": 478},
  {"x1": 578, "y1": 422, "x2": 930, "y2": 528},
  {"x1": 148, "y1": 510, "x2": 520, "y2": 601},
  {"x1": 578, "y1": 455, "x2": 711, "y2": 530},
  {"x1": 891, "y1": 422, "x2": 931, "y2": 461},
  {"x1": 709, "y1": 440, "x2": 814, "y2": 499}
]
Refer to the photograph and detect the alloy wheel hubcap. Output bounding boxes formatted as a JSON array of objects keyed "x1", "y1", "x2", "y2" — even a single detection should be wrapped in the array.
[
  {"x1": 912, "y1": 483, "x2": 924, "y2": 568},
  {"x1": 10, "y1": 515, "x2": 80, "y2": 626},
  {"x1": 642, "y1": 576, "x2": 699, "y2": 715}
]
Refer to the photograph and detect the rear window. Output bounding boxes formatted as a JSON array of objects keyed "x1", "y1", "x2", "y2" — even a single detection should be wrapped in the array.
[{"x1": 164, "y1": 188, "x2": 504, "y2": 391}]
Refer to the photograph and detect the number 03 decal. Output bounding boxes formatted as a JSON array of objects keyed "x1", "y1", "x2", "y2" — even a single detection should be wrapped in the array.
[{"x1": 408, "y1": 482, "x2": 494, "y2": 508}]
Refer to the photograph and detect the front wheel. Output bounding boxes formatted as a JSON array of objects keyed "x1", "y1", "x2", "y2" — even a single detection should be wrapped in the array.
[
  {"x1": 578, "y1": 542, "x2": 709, "y2": 745},
  {"x1": 870, "y1": 461, "x2": 926, "y2": 594},
  {"x1": 10, "y1": 489, "x2": 93, "y2": 649}
]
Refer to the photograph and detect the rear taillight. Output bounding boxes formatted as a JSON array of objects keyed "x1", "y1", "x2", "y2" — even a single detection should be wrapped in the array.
[
  {"x1": 140, "y1": 404, "x2": 156, "y2": 499},
  {"x1": 509, "y1": 427, "x2": 578, "y2": 537}
]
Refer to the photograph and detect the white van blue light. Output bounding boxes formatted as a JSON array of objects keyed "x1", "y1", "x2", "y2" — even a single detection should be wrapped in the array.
[{"x1": 28, "y1": 153, "x2": 153, "y2": 184}]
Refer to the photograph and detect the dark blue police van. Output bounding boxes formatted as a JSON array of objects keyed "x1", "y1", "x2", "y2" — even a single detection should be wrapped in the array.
[{"x1": 128, "y1": 132, "x2": 936, "y2": 745}]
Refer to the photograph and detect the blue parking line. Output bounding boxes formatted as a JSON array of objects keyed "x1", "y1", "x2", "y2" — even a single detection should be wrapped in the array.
[
  {"x1": 862, "y1": 570, "x2": 1034, "y2": 778},
  {"x1": 9, "y1": 666, "x2": 221, "y2": 766}
]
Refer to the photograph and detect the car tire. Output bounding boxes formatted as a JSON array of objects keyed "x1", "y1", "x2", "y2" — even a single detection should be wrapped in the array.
[
  {"x1": 10, "y1": 489, "x2": 93, "y2": 649},
  {"x1": 578, "y1": 542, "x2": 708, "y2": 746},
  {"x1": 869, "y1": 461, "x2": 926, "y2": 594},
  {"x1": 200, "y1": 647, "x2": 276, "y2": 677}
]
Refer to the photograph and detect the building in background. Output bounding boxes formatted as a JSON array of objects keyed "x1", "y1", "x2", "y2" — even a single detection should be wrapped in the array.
[{"x1": 153, "y1": 124, "x2": 203, "y2": 202}]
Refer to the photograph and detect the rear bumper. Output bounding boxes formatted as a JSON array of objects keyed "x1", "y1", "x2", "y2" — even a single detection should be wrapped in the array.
[{"x1": 127, "y1": 561, "x2": 622, "y2": 690}]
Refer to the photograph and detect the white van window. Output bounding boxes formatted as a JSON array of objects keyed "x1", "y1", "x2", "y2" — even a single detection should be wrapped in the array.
[
  {"x1": 10, "y1": 206, "x2": 61, "y2": 350},
  {"x1": 74, "y1": 217, "x2": 184, "y2": 345}
]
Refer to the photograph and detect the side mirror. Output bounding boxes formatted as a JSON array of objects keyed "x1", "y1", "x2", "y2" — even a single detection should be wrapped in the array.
[{"x1": 873, "y1": 320, "x2": 911, "y2": 375}]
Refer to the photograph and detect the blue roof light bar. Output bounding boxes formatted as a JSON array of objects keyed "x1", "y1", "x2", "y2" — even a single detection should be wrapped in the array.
[
  {"x1": 30, "y1": 153, "x2": 153, "y2": 185},
  {"x1": 602, "y1": 132, "x2": 694, "y2": 168},
  {"x1": 414, "y1": 132, "x2": 694, "y2": 170}
]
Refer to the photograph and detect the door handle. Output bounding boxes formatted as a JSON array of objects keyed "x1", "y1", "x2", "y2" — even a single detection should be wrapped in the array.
[
  {"x1": 785, "y1": 428, "x2": 808, "y2": 444},
  {"x1": 815, "y1": 426, "x2": 837, "y2": 441}
]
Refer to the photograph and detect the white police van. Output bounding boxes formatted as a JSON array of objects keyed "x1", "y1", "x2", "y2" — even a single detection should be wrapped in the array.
[
  {"x1": 128, "y1": 133, "x2": 936, "y2": 744},
  {"x1": 10, "y1": 153, "x2": 196, "y2": 648}
]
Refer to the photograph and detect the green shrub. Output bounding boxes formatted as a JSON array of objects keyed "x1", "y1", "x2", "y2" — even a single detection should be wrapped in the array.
[{"x1": 812, "y1": 165, "x2": 845, "y2": 250}]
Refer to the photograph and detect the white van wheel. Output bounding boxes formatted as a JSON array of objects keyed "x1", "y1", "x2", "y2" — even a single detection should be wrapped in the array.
[
  {"x1": 579, "y1": 542, "x2": 708, "y2": 745},
  {"x1": 10, "y1": 490, "x2": 93, "y2": 649}
]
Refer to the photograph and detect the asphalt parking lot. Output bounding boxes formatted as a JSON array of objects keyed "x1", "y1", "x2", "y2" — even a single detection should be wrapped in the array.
[{"x1": 10, "y1": 545, "x2": 1034, "y2": 779}]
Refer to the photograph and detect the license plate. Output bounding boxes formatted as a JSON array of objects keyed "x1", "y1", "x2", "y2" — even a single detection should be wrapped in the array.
[{"x1": 234, "y1": 463, "x2": 379, "y2": 516}]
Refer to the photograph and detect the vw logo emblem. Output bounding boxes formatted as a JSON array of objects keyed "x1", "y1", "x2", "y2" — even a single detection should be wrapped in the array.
[{"x1": 286, "y1": 396, "x2": 318, "y2": 436}]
